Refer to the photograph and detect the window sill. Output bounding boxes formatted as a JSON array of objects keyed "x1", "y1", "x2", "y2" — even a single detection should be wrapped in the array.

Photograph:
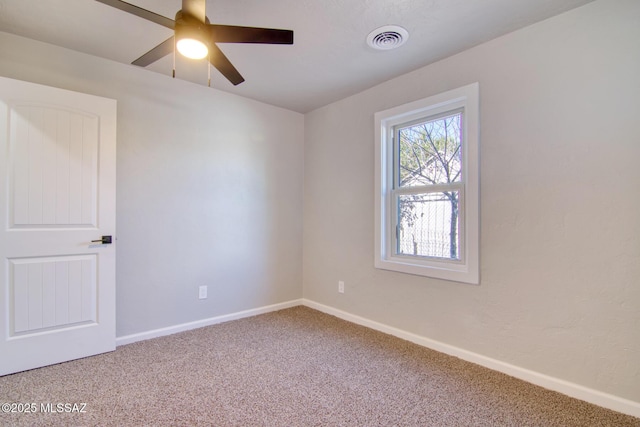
[{"x1": 375, "y1": 257, "x2": 479, "y2": 285}]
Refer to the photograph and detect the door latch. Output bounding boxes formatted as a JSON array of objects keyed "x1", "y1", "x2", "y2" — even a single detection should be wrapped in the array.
[{"x1": 91, "y1": 235, "x2": 112, "y2": 244}]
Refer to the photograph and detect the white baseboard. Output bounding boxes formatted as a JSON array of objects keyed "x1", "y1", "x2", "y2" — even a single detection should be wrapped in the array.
[
  {"x1": 302, "y1": 299, "x2": 640, "y2": 419},
  {"x1": 116, "y1": 299, "x2": 303, "y2": 346}
]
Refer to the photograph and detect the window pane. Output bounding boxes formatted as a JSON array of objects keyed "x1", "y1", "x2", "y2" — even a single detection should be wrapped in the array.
[
  {"x1": 397, "y1": 191, "x2": 460, "y2": 260},
  {"x1": 398, "y1": 112, "x2": 462, "y2": 187}
]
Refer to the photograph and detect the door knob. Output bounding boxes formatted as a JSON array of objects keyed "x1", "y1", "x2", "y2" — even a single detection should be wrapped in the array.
[{"x1": 91, "y1": 235, "x2": 112, "y2": 244}]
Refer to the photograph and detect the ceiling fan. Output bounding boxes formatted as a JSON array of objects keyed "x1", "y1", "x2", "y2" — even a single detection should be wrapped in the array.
[{"x1": 95, "y1": 0, "x2": 294, "y2": 86}]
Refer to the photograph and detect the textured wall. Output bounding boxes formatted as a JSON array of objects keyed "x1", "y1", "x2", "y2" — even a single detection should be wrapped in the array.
[
  {"x1": 0, "y1": 32, "x2": 304, "y2": 337},
  {"x1": 303, "y1": 0, "x2": 640, "y2": 402}
]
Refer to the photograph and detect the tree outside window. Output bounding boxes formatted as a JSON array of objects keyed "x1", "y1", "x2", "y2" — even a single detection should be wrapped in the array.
[{"x1": 395, "y1": 111, "x2": 462, "y2": 260}]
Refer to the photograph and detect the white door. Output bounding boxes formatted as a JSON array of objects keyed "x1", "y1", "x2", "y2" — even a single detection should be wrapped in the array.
[{"x1": 0, "y1": 76, "x2": 116, "y2": 375}]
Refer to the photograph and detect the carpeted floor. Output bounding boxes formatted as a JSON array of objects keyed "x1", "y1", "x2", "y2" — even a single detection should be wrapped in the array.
[{"x1": 0, "y1": 306, "x2": 638, "y2": 426}]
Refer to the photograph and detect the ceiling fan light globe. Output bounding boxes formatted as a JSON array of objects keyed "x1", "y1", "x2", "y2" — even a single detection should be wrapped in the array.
[{"x1": 177, "y1": 38, "x2": 208, "y2": 59}]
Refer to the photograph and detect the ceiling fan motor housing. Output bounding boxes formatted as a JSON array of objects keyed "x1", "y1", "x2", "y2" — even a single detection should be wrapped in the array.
[{"x1": 174, "y1": 10, "x2": 211, "y2": 49}]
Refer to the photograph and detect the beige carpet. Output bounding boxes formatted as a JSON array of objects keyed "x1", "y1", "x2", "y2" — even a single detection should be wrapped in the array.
[{"x1": 1, "y1": 306, "x2": 638, "y2": 426}]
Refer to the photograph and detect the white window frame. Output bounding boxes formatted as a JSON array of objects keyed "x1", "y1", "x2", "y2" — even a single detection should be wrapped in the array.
[{"x1": 374, "y1": 83, "x2": 479, "y2": 284}]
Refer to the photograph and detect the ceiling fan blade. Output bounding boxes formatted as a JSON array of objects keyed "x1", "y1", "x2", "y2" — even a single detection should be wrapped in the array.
[
  {"x1": 132, "y1": 37, "x2": 174, "y2": 67},
  {"x1": 209, "y1": 25, "x2": 294, "y2": 44},
  {"x1": 209, "y1": 44, "x2": 245, "y2": 86},
  {"x1": 94, "y1": 0, "x2": 175, "y2": 29}
]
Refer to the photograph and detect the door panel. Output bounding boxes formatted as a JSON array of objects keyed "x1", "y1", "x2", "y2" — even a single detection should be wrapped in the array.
[
  {"x1": 10, "y1": 105, "x2": 98, "y2": 228},
  {"x1": 10, "y1": 255, "x2": 97, "y2": 334},
  {"x1": 0, "y1": 76, "x2": 116, "y2": 376}
]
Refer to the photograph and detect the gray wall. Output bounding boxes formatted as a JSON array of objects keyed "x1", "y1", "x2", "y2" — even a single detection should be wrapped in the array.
[
  {"x1": 303, "y1": 0, "x2": 640, "y2": 402},
  {"x1": 0, "y1": 32, "x2": 304, "y2": 337}
]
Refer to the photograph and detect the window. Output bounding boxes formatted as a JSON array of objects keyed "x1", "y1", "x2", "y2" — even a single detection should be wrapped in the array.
[{"x1": 374, "y1": 83, "x2": 479, "y2": 284}]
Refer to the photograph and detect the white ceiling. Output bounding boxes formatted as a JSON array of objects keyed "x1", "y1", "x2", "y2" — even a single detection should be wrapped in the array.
[{"x1": 0, "y1": 0, "x2": 594, "y2": 113}]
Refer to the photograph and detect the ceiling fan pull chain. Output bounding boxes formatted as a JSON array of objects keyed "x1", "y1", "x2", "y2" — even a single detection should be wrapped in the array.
[
  {"x1": 172, "y1": 36, "x2": 176, "y2": 78},
  {"x1": 208, "y1": 54, "x2": 211, "y2": 87}
]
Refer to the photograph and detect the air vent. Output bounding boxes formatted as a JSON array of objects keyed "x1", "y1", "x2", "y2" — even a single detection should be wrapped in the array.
[{"x1": 366, "y1": 25, "x2": 409, "y2": 50}]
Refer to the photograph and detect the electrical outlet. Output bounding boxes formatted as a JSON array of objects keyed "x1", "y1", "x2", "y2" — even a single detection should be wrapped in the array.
[
  {"x1": 338, "y1": 281, "x2": 345, "y2": 294},
  {"x1": 199, "y1": 285, "x2": 208, "y2": 300}
]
